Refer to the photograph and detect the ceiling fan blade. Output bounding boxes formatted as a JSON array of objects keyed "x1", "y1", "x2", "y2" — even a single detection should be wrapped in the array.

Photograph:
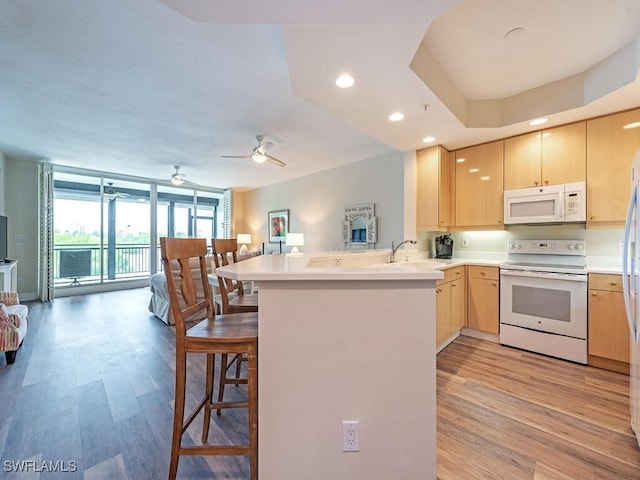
[
  {"x1": 266, "y1": 155, "x2": 287, "y2": 167},
  {"x1": 256, "y1": 141, "x2": 274, "y2": 155},
  {"x1": 221, "y1": 155, "x2": 251, "y2": 159}
]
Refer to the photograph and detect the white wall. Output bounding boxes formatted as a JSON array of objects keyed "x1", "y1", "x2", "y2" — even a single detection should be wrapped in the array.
[
  {"x1": 241, "y1": 151, "x2": 406, "y2": 253},
  {"x1": 0, "y1": 150, "x2": 6, "y2": 215}
]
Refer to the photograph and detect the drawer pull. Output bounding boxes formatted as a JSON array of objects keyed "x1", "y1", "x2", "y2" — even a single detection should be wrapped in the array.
[
  {"x1": 610, "y1": 281, "x2": 618, "y2": 286},
  {"x1": 591, "y1": 292, "x2": 598, "y2": 296}
]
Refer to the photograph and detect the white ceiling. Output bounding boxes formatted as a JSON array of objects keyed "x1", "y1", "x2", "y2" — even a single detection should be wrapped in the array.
[{"x1": 0, "y1": 0, "x2": 638, "y2": 190}]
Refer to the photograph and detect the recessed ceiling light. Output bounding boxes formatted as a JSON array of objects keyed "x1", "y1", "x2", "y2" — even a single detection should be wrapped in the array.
[
  {"x1": 529, "y1": 118, "x2": 548, "y2": 126},
  {"x1": 623, "y1": 121, "x2": 640, "y2": 129},
  {"x1": 389, "y1": 112, "x2": 405, "y2": 122},
  {"x1": 422, "y1": 136, "x2": 436, "y2": 143},
  {"x1": 336, "y1": 74, "x2": 355, "y2": 88}
]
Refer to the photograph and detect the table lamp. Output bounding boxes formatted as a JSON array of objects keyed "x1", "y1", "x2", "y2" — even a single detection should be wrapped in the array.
[
  {"x1": 237, "y1": 233, "x2": 252, "y2": 255},
  {"x1": 286, "y1": 233, "x2": 304, "y2": 254}
]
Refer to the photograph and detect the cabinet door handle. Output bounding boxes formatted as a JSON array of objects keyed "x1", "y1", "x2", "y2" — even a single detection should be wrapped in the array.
[
  {"x1": 591, "y1": 292, "x2": 598, "y2": 296},
  {"x1": 534, "y1": 180, "x2": 539, "y2": 186},
  {"x1": 544, "y1": 180, "x2": 549, "y2": 185},
  {"x1": 491, "y1": 282, "x2": 497, "y2": 287}
]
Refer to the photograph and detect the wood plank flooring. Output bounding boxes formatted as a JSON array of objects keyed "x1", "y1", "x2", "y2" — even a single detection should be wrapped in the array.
[
  {"x1": 0, "y1": 288, "x2": 638, "y2": 479},
  {"x1": 437, "y1": 336, "x2": 640, "y2": 480}
]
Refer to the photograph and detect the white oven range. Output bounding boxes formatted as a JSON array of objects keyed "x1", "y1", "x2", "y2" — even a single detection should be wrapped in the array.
[{"x1": 499, "y1": 239, "x2": 587, "y2": 364}]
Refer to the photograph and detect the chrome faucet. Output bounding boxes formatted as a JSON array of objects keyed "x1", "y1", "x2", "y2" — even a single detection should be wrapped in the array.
[{"x1": 389, "y1": 239, "x2": 417, "y2": 263}]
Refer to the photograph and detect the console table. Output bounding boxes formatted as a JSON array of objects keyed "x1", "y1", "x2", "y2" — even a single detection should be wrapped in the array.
[{"x1": 0, "y1": 260, "x2": 18, "y2": 291}]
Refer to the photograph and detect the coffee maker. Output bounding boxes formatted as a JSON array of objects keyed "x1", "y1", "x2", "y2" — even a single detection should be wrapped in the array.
[{"x1": 435, "y1": 233, "x2": 453, "y2": 259}]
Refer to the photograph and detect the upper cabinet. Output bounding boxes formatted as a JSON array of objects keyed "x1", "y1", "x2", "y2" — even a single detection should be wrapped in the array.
[
  {"x1": 504, "y1": 122, "x2": 586, "y2": 190},
  {"x1": 587, "y1": 108, "x2": 640, "y2": 227},
  {"x1": 455, "y1": 140, "x2": 504, "y2": 228},
  {"x1": 416, "y1": 145, "x2": 454, "y2": 231}
]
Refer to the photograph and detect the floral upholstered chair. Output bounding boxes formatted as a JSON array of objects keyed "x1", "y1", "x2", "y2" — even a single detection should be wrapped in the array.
[{"x1": 0, "y1": 291, "x2": 28, "y2": 365}]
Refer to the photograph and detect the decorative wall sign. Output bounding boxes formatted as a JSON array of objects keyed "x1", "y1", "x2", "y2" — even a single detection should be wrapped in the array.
[
  {"x1": 268, "y1": 209, "x2": 289, "y2": 243},
  {"x1": 341, "y1": 203, "x2": 377, "y2": 248}
]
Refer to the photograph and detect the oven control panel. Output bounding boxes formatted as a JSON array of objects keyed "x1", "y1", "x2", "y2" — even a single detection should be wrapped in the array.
[{"x1": 507, "y1": 239, "x2": 585, "y2": 256}]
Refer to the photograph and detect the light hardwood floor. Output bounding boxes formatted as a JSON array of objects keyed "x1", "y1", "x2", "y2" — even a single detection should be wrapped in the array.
[{"x1": 0, "y1": 288, "x2": 639, "y2": 479}]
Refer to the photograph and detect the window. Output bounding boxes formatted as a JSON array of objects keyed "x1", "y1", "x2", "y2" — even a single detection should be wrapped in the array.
[{"x1": 52, "y1": 169, "x2": 225, "y2": 293}]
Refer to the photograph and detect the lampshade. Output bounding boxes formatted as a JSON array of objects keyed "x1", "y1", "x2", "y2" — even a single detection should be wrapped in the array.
[
  {"x1": 237, "y1": 233, "x2": 252, "y2": 254},
  {"x1": 286, "y1": 233, "x2": 304, "y2": 253}
]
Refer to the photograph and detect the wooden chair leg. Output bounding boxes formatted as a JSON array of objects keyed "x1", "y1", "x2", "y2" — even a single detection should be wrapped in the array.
[
  {"x1": 169, "y1": 352, "x2": 187, "y2": 480},
  {"x1": 216, "y1": 353, "x2": 228, "y2": 415},
  {"x1": 247, "y1": 343, "x2": 258, "y2": 480},
  {"x1": 202, "y1": 353, "x2": 215, "y2": 443},
  {"x1": 5, "y1": 350, "x2": 16, "y2": 365}
]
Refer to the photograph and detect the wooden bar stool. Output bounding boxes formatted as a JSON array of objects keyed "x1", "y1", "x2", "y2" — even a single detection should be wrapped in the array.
[
  {"x1": 161, "y1": 237, "x2": 258, "y2": 480},
  {"x1": 212, "y1": 238, "x2": 259, "y2": 412}
]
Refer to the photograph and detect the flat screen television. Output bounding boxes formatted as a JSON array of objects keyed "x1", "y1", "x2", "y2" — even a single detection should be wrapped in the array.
[{"x1": 0, "y1": 215, "x2": 7, "y2": 261}]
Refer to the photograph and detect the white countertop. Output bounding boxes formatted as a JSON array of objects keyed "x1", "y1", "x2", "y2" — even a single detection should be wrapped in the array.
[
  {"x1": 215, "y1": 250, "x2": 624, "y2": 280},
  {"x1": 215, "y1": 252, "x2": 444, "y2": 281}
]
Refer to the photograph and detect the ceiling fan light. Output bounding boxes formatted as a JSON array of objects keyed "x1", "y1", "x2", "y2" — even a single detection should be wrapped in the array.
[
  {"x1": 171, "y1": 176, "x2": 183, "y2": 185},
  {"x1": 252, "y1": 153, "x2": 267, "y2": 163},
  {"x1": 336, "y1": 74, "x2": 355, "y2": 88}
]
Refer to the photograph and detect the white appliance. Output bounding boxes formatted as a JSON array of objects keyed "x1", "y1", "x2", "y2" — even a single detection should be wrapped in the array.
[
  {"x1": 622, "y1": 148, "x2": 640, "y2": 446},
  {"x1": 500, "y1": 240, "x2": 588, "y2": 364},
  {"x1": 504, "y1": 181, "x2": 586, "y2": 225}
]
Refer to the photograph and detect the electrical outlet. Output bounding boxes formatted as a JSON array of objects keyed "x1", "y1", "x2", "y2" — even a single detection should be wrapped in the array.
[
  {"x1": 342, "y1": 420, "x2": 359, "y2": 452},
  {"x1": 462, "y1": 237, "x2": 469, "y2": 248}
]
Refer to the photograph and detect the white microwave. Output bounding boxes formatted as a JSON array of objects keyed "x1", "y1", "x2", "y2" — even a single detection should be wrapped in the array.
[{"x1": 504, "y1": 181, "x2": 586, "y2": 225}]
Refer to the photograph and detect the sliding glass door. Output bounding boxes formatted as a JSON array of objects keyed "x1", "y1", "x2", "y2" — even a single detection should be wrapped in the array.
[{"x1": 52, "y1": 169, "x2": 224, "y2": 295}]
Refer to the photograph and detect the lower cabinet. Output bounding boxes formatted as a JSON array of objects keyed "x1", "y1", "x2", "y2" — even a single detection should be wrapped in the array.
[
  {"x1": 467, "y1": 265, "x2": 500, "y2": 334},
  {"x1": 588, "y1": 273, "x2": 629, "y2": 374},
  {"x1": 436, "y1": 266, "x2": 465, "y2": 349}
]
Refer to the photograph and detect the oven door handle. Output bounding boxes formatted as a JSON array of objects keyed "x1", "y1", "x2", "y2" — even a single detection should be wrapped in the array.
[{"x1": 499, "y1": 270, "x2": 587, "y2": 282}]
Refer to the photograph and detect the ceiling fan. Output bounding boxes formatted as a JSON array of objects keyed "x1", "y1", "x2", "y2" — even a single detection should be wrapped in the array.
[
  {"x1": 169, "y1": 165, "x2": 198, "y2": 186},
  {"x1": 221, "y1": 134, "x2": 287, "y2": 167},
  {"x1": 103, "y1": 182, "x2": 129, "y2": 200}
]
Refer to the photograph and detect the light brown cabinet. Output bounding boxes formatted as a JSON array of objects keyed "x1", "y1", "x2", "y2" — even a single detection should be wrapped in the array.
[
  {"x1": 588, "y1": 273, "x2": 629, "y2": 374},
  {"x1": 435, "y1": 265, "x2": 465, "y2": 349},
  {"x1": 417, "y1": 145, "x2": 454, "y2": 231},
  {"x1": 467, "y1": 265, "x2": 499, "y2": 334},
  {"x1": 504, "y1": 122, "x2": 586, "y2": 190},
  {"x1": 455, "y1": 141, "x2": 504, "y2": 228},
  {"x1": 586, "y1": 108, "x2": 640, "y2": 227}
]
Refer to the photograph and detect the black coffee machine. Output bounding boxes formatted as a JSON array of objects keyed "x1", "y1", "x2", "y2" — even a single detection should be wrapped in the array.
[{"x1": 435, "y1": 233, "x2": 453, "y2": 259}]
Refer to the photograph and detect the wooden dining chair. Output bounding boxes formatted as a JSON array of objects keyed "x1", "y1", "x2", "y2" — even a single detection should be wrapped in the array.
[
  {"x1": 211, "y1": 238, "x2": 259, "y2": 314},
  {"x1": 211, "y1": 238, "x2": 260, "y2": 414},
  {"x1": 160, "y1": 237, "x2": 258, "y2": 480}
]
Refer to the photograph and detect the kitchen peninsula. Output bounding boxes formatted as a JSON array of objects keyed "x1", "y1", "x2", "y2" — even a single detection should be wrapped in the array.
[{"x1": 215, "y1": 252, "x2": 443, "y2": 480}]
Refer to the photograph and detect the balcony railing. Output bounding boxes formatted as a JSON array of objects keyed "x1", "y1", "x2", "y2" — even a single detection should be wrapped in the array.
[{"x1": 54, "y1": 243, "x2": 155, "y2": 285}]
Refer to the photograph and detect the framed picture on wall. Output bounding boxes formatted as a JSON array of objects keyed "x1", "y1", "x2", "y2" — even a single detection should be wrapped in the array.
[{"x1": 268, "y1": 209, "x2": 289, "y2": 243}]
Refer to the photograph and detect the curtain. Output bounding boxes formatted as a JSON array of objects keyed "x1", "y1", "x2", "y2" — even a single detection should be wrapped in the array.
[
  {"x1": 37, "y1": 162, "x2": 54, "y2": 301},
  {"x1": 223, "y1": 188, "x2": 232, "y2": 239}
]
